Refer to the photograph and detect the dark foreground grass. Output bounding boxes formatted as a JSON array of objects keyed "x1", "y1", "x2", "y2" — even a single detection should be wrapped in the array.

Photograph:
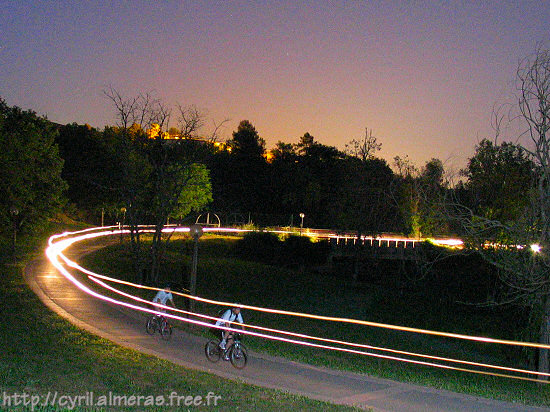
[
  {"x1": 82, "y1": 236, "x2": 550, "y2": 408},
  {"x1": 0, "y1": 228, "x2": 360, "y2": 411}
]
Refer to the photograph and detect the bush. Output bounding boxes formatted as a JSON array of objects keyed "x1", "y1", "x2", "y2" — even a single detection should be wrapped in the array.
[
  {"x1": 282, "y1": 235, "x2": 330, "y2": 268},
  {"x1": 234, "y1": 232, "x2": 330, "y2": 269},
  {"x1": 234, "y1": 232, "x2": 282, "y2": 264}
]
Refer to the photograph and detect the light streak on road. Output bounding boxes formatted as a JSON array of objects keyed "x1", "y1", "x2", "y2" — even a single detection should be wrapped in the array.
[
  {"x1": 50, "y1": 227, "x2": 550, "y2": 348},
  {"x1": 45, "y1": 226, "x2": 549, "y2": 383},
  {"x1": 67, "y1": 244, "x2": 550, "y2": 350},
  {"x1": 80, "y1": 278, "x2": 550, "y2": 384},
  {"x1": 84, "y1": 271, "x2": 550, "y2": 380}
]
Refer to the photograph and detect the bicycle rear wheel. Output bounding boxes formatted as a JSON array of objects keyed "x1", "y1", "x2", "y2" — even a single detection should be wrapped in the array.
[
  {"x1": 160, "y1": 321, "x2": 172, "y2": 341},
  {"x1": 230, "y1": 344, "x2": 247, "y2": 369},
  {"x1": 205, "y1": 340, "x2": 221, "y2": 363}
]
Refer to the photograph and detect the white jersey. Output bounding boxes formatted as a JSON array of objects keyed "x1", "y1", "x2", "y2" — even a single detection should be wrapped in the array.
[
  {"x1": 153, "y1": 289, "x2": 173, "y2": 306},
  {"x1": 215, "y1": 309, "x2": 243, "y2": 327}
]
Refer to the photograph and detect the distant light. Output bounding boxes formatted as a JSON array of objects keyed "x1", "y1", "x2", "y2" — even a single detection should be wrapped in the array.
[
  {"x1": 430, "y1": 238, "x2": 464, "y2": 248},
  {"x1": 531, "y1": 244, "x2": 541, "y2": 253}
]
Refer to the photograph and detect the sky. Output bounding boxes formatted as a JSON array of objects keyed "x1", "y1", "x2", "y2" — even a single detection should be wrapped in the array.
[{"x1": 1, "y1": 1, "x2": 548, "y2": 172}]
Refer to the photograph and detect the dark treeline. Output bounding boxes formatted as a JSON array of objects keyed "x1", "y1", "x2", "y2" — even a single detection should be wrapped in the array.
[
  {"x1": 1, "y1": 95, "x2": 537, "y2": 263},
  {"x1": 56, "y1": 119, "x2": 472, "y2": 239}
]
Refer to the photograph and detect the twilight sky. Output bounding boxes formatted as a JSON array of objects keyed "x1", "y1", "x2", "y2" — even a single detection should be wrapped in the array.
[{"x1": 1, "y1": 1, "x2": 548, "y2": 171}]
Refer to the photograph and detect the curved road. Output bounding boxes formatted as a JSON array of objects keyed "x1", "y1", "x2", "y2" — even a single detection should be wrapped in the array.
[{"x1": 25, "y1": 237, "x2": 548, "y2": 412}]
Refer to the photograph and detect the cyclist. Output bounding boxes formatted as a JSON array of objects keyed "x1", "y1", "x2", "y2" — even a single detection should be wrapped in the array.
[
  {"x1": 152, "y1": 285, "x2": 176, "y2": 314},
  {"x1": 216, "y1": 306, "x2": 244, "y2": 356}
]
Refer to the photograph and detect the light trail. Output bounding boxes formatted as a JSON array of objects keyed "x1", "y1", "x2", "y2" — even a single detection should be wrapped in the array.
[
  {"x1": 85, "y1": 272, "x2": 550, "y2": 380},
  {"x1": 82, "y1": 278, "x2": 550, "y2": 384},
  {"x1": 171, "y1": 289, "x2": 550, "y2": 350},
  {"x1": 51, "y1": 227, "x2": 550, "y2": 350},
  {"x1": 45, "y1": 227, "x2": 549, "y2": 383}
]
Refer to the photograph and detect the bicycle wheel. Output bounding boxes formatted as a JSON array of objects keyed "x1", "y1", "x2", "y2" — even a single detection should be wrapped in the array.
[
  {"x1": 145, "y1": 317, "x2": 156, "y2": 335},
  {"x1": 160, "y1": 321, "x2": 172, "y2": 341},
  {"x1": 205, "y1": 340, "x2": 221, "y2": 363},
  {"x1": 230, "y1": 344, "x2": 247, "y2": 369}
]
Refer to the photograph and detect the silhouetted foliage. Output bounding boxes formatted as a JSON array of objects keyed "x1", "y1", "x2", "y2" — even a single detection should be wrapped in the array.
[
  {"x1": 461, "y1": 139, "x2": 536, "y2": 223},
  {"x1": 209, "y1": 120, "x2": 270, "y2": 216},
  {"x1": 0, "y1": 99, "x2": 67, "y2": 235},
  {"x1": 281, "y1": 235, "x2": 331, "y2": 268},
  {"x1": 228, "y1": 120, "x2": 265, "y2": 158},
  {"x1": 234, "y1": 232, "x2": 330, "y2": 269},
  {"x1": 234, "y1": 232, "x2": 282, "y2": 264}
]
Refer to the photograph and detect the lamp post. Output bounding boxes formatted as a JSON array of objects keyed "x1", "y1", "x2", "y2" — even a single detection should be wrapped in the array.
[
  {"x1": 299, "y1": 213, "x2": 305, "y2": 236},
  {"x1": 119, "y1": 207, "x2": 127, "y2": 243},
  {"x1": 10, "y1": 206, "x2": 19, "y2": 260},
  {"x1": 188, "y1": 224, "x2": 203, "y2": 313}
]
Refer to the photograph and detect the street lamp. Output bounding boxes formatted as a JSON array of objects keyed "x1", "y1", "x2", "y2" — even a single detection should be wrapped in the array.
[
  {"x1": 299, "y1": 213, "x2": 305, "y2": 236},
  {"x1": 188, "y1": 224, "x2": 203, "y2": 313},
  {"x1": 10, "y1": 206, "x2": 19, "y2": 260}
]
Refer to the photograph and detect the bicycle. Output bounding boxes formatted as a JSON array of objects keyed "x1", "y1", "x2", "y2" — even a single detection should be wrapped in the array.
[
  {"x1": 205, "y1": 333, "x2": 248, "y2": 369},
  {"x1": 146, "y1": 314, "x2": 172, "y2": 340}
]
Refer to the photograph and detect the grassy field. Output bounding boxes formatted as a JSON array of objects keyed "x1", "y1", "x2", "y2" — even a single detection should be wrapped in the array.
[
  {"x1": 0, "y1": 226, "x2": 361, "y2": 411},
  {"x1": 81, "y1": 234, "x2": 550, "y2": 408}
]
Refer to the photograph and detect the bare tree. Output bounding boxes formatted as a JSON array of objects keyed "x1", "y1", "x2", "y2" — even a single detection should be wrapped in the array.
[
  {"x1": 176, "y1": 105, "x2": 204, "y2": 139},
  {"x1": 104, "y1": 85, "x2": 168, "y2": 131},
  {"x1": 449, "y1": 47, "x2": 550, "y2": 379},
  {"x1": 345, "y1": 127, "x2": 382, "y2": 162},
  {"x1": 515, "y1": 46, "x2": 550, "y2": 378},
  {"x1": 205, "y1": 117, "x2": 231, "y2": 142}
]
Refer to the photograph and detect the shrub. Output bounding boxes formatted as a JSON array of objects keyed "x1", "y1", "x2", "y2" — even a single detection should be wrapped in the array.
[
  {"x1": 234, "y1": 232, "x2": 282, "y2": 264},
  {"x1": 234, "y1": 232, "x2": 330, "y2": 269}
]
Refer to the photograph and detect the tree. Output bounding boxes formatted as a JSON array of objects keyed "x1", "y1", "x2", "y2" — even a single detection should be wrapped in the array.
[
  {"x1": 514, "y1": 47, "x2": 550, "y2": 377},
  {"x1": 228, "y1": 120, "x2": 265, "y2": 157},
  {"x1": 146, "y1": 137, "x2": 212, "y2": 284},
  {"x1": 417, "y1": 158, "x2": 449, "y2": 236},
  {"x1": 0, "y1": 99, "x2": 67, "y2": 244},
  {"x1": 343, "y1": 129, "x2": 395, "y2": 235},
  {"x1": 341, "y1": 130, "x2": 397, "y2": 280},
  {"x1": 104, "y1": 88, "x2": 214, "y2": 285},
  {"x1": 345, "y1": 127, "x2": 382, "y2": 162},
  {"x1": 210, "y1": 120, "x2": 269, "y2": 219},
  {"x1": 461, "y1": 139, "x2": 535, "y2": 222},
  {"x1": 271, "y1": 141, "x2": 296, "y2": 162},
  {"x1": 452, "y1": 47, "x2": 550, "y2": 378},
  {"x1": 295, "y1": 132, "x2": 315, "y2": 156},
  {"x1": 100, "y1": 125, "x2": 152, "y2": 282},
  {"x1": 56, "y1": 123, "x2": 124, "y2": 221},
  {"x1": 294, "y1": 134, "x2": 347, "y2": 227},
  {"x1": 392, "y1": 156, "x2": 449, "y2": 237},
  {"x1": 170, "y1": 163, "x2": 212, "y2": 220},
  {"x1": 269, "y1": 142, "x2": 301, "y2": 217}
]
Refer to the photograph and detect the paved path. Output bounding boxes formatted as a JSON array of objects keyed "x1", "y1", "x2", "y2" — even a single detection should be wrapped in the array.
[{"x1": 24, "y1": 238, "x2": 549, "y2": 412}]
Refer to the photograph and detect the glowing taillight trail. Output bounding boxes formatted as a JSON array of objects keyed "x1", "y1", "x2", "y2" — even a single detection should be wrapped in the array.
[
  {"x1": 45, "y1": 227, "x2": 548, "y2": 383},
  {"x1": 85, "y1": 271, "x2": 550, "y2": 380},
  {"x1": 60, "y1": 235, "x2": 549, "y2": 350}
]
